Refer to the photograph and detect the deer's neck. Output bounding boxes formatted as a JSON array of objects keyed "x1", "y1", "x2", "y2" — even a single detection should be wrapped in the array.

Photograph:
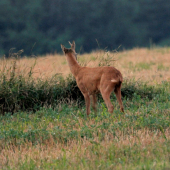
[{"x1": 66, "y1": 53, "x2": 81, "y2": 77}]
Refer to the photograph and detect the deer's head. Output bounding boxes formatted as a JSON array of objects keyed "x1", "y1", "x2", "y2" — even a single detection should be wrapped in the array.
[{"x1": 61, "y1": 41, "x2": 77, "y2": 60}]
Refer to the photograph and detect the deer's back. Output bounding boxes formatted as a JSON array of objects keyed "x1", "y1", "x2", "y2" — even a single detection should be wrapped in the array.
[{"x1": 75, "y1": 66, "x2": 122, "y2": 94}]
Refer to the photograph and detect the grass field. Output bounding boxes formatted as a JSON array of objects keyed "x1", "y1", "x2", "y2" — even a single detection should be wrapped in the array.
[
  {"x1": 0, "y1": 47, "x2": 170, "y2": 169},
  {"x1": 1, "y1": 47, "x2": 170, "y2": 82}
]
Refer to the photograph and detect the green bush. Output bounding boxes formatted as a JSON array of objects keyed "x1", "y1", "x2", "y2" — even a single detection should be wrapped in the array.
[
  {"x1": 0, "y1": 70, "x2": 84, "y2": 114},
  {"x1": 0, "y1": 55, "x2": 169, "y2": 114}
]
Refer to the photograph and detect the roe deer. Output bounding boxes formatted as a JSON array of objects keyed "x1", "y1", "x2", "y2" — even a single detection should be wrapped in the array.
[{"x1": 61, "y1": 41, "x2": 124, "y2": 115}]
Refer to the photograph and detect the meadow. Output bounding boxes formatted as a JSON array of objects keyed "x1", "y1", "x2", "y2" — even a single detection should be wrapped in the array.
[{"x1": 0, "y1": 47, "x2": 170, "y2": 169}]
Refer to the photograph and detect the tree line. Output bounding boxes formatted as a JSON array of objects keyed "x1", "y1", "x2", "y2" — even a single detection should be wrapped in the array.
[{"x1": 0, "y1": 0, "x2": 170, "y2": 56}]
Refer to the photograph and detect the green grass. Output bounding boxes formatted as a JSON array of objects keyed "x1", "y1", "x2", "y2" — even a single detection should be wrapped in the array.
[
  {"x1": 0, "y1": 52, "x2": 170, "y2": 169},
  {"x1": 0, "y1": 81, "x2": 170, "y2": 169},
  {"x1": 61, "y1": 61, "x2": 67, "y2": 65},
  {"x1": 157, "y1": 63, "x2": 169, "y2": 71},
  {"x1": 128, "y1": 62, "x2": 155, "y2": 71}
]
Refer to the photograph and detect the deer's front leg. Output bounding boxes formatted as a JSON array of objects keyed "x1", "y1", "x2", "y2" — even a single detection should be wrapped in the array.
[
  {"x1": 83, "y1": 93, "x2": 91, "y2": 116},
  {"x1": 92, "y1": 94, "x2": 97, "y2": 113}
]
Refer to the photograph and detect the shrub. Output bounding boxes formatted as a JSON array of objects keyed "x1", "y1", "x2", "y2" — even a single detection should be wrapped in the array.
[{"x1": 0, "y1": 51, "x2": 168, "y2": 114}]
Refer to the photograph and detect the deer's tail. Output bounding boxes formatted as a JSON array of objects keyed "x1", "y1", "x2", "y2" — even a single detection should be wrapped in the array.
[{"x1": 111, "y1": 75, "x2": 123, "y2": 83}]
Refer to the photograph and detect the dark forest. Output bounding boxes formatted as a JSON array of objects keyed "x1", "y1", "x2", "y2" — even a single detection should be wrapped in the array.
[{"x1": 0, "y1": 0, "x2": 170, "y2": 55}]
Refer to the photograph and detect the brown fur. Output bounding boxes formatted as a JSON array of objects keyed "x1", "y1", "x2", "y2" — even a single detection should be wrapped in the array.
[{"x1": 61, "y1": 41, "x2": 124, "y2": 115}]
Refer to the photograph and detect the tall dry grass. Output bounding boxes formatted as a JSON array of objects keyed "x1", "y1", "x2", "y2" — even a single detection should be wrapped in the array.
[{"x1": 1, "y1": 47, "x2": 170, "y2": 83}]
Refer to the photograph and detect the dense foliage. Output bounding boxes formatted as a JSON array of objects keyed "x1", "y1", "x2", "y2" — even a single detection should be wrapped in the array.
[
  {"x1": 0, "y1": 0, "x2": 170, "y2": 55},
  {"x1": 0, "y1": 67, "x2": 168, "y2": 114}
]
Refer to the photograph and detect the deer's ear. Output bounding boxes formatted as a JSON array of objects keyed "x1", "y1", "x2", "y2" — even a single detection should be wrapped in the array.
[
  {"x1": 69, "y1": 41, "x2": 75, "y2": 50},
  {"x1": 71, "y1": 41, "x2": 75, "y2": 50},
  {"x1": 68, "y1": 41, "x2": 72, "y2": 46},
  {"x1": 61, "y1": 44, "x2": 66, "y2": 53}
]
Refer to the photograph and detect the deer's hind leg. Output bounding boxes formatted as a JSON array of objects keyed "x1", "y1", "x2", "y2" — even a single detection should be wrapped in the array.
[
  {"x1": 100, "y1": 83, "x2": 115, "y2": 113},
  {"x1": 114, "y1": 83, "x2": 124, "y2": 113}
]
